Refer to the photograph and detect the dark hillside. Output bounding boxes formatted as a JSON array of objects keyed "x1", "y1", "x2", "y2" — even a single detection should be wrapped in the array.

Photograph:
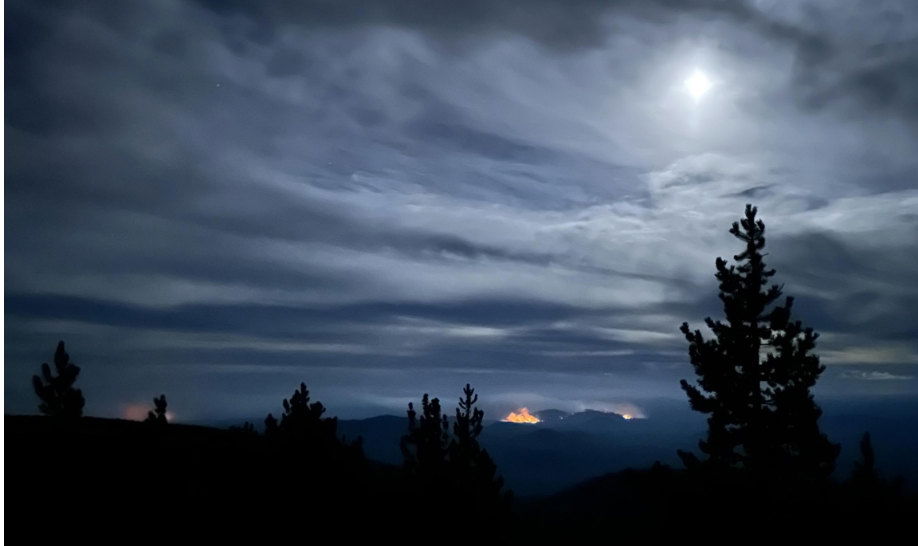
[{"x1": 5, "y1": 415, "x2": 402, "y2": 540}]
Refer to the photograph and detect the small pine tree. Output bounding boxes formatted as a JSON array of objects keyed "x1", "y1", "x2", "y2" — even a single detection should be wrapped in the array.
[
  {"x1": 679, "y1": 205, "x2": 838, "y2": 478},
  {"x1": 261, "y1": 382, "x2": 365, "y2": 516},
  {"x1": 400, "y1": 393, "x2": 450, "y2": 481},
  {"x1": 401, "y1": 386, "x2": 509, "y2": 527},
  {"x1": 32, "y1": 340, "x2": 85, "y2": 418},
  {"x1": 273, "y1": 382, "x2": 338, "y2": 442},
  {"x1": 264, "y1": 382, "x2": 357, "y2": 462},
  {"x1": 847, "y1": 431, "x2": 906, "y2": 516},
  {"x1": 851, "y1": 432, "x2": 877, "y2": 484},
  {"x1": 449, "y1": 384, "x2": 508, "y2": 517},
  {"x1": 264, "y1": 413, "x2": 279, "y2": 434},
  {"x1": 145, "y1": 394, "x2": 168, "y2": 424},
  {"x1": 451, "y1": 384, "x2": 484, "y2": 458},
  {"x1": 278, "y1": 383, "x2": 328, "y2": 429}
]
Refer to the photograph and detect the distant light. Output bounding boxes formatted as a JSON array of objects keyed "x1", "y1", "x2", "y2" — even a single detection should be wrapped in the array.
[
  {"x1": 503, "y1": 407, "x2": 541, "y2": 424},
  {"x1": 608, "y1": 402, "x2": 647, "y2": 419},
  {"x1": 121, "y1": 403, "x2": 148, "y2": 421},
  {"x1": 684, "y1": 70, "x2": 713, "y2": 100}
]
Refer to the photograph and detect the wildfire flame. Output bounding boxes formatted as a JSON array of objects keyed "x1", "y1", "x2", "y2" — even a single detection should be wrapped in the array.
[{"x1": 503, "y1": 407, "x2": 541, "y2": 424}]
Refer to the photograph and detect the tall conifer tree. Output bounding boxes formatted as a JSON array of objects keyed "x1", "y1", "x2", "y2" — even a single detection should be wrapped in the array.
[
  {"x1": 679, "y1": 205, "x2": 838, "y2": 478},
  {"x1": 449, "y1": 384, "x2": 507, "y2": 517}
]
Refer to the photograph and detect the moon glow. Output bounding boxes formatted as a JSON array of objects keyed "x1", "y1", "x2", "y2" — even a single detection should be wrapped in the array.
[{"x1": 684, "y1": 69, "x2": 713, "y2": 100}]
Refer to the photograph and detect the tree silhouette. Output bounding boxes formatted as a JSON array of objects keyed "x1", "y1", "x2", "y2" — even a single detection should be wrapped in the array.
[
  {"x1": 32, "y1": 340, "x2": 85, "y2": 418},
  {"x1": 264, "y1": 413, "x2": 278, "y2": 434},
  {"x1": 264, "y1": 382, "x2": 361, "y2": 462},
  {"x1": 678, "y1": 204, "x2": 839, "y2": 478},
  {"x1": 259, "y1": 382, "x2": 367, "y2": 529},
  {"x1": 271, "y1": 382, "x2": 339, "y2": 443},
  {"x1": 851, "y1": 432, "x2": 877, "y2": 485},
  {"x1": 448, "y1": 384, "x2": 508, "y2": 519},
  {"x1": 400, "y1": 393, "x2": 450, "y2": 482},
  {"x1": 401, "y1": 386, "x2": 509, "y2": 528},
  {"x1": 451, "y1": 384, "x2": 485, "y2": 461},
  {"x1": 278, "y1": 383, "x2": 328, "y2": 430},
  {"x1": 145, "y1": 394, "x2": 168, "y2": 424}
]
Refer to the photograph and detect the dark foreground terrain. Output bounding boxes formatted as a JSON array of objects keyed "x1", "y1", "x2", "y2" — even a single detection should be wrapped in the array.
[
  {"x1": 6, "y1": 415, "x2": 403, "y2": 540},
  {"x1": 6, "y1": 415, "x2": 916, "y2": 543}
]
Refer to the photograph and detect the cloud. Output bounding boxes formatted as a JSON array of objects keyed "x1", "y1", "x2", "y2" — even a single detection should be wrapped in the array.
[
  {"x1": 821, "y1": 343, "x2": 918, "y2": 366},
  {"x1": 6, "y1": 0, "x2": 918, "y2": 418},
  {"x1": 782, "y1": 1, "x2": 918, "y2": 128},
  {"x1": 840, "y1": 370, "x2": 915, "y2": 382},
  {"x1": 187, "y1": 0, "x2": 830, "y2": 54}
]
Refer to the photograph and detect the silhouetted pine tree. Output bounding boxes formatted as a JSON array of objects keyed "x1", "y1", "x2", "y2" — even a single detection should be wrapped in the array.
[
  {"x1": 450, "y1": 384, "x2": 485, "y2": 464},
  {"x1": 265, "y1": 382, "x2": 361, "y2": 461},
  {"x1": 845, "y1": 430, "x2": 909, "y2": 521},
  {"x1": 145, "y1": 394, "x2": 168, "y2": 424},
  {"x1": 449, "y1": 384, "x2": 509, "y2": 519},
  {"x1": 679, "y1": 204, "x2": 839, "y2": 479},
  {"x1": 264, "y1": 413, "x2": 278, "y2": 434},
  {"x1": 851, "y1": 432, "x2": 877, "y2": 485},
  {"x1": 32, "y1": 340, "x2": 85, "y2": 418},
  {"x1": 400, "y1": 393, "x2": 450, "y2": 483},
  {"x1": 401, "y1": 386, "x2": 510, "y2": 530},
  {"x1": 260, "y1": 382, "x2": 367, "y2": 527},
  {"x1": 277, "y1": 383, "x2": 338, "y2": 442}
]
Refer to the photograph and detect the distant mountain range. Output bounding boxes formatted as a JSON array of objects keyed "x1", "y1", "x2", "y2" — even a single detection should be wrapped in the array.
[
  {"x1": 338, "y1": 405, "x2": 706, "y2": 496},
  {"x1": 338, "y1": 396, "x2": 918, "y2": 497}
]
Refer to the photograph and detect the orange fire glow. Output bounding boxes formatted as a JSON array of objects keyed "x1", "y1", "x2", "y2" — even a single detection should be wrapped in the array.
[
  {"x1": 121, "y1": 403, "x2": 176, "y2": 422},
  {"x1": 502, "y1": 407, "x2": 541, "y2": 424}
]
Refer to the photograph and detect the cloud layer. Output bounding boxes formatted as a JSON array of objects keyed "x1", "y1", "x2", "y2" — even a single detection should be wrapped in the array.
[{"x1": 6, "y1": 0, "x2": 918, "y2": 420}]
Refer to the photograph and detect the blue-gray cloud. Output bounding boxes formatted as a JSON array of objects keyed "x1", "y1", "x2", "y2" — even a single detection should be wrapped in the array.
[{"x1": 6, "y1": 0, "x2": 918, "y2": 421}]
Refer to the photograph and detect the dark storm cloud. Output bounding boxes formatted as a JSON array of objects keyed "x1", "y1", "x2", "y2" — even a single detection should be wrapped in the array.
[{"x1": 6, "y1": 0, "x2": 918, "y2": 420}]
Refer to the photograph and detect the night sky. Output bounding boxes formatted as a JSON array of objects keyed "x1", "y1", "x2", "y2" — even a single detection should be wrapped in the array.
[{"x1": 6, "y1": 0, "x2": 918, "y2": 423}]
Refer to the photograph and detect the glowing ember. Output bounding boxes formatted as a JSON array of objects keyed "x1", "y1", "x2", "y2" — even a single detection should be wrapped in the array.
[{"x1": 503, "y1": 407, "x2": 541, "y2": 424}]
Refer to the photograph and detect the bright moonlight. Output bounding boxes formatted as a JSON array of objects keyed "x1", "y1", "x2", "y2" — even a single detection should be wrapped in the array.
[{"x1": 684, "y1": 69, "x2": 713, "y2": 100}]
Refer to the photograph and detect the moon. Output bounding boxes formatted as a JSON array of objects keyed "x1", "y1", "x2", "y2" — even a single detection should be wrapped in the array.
[{"x1": 684, "y1": 69, "x2": 713, "y2": 100}]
